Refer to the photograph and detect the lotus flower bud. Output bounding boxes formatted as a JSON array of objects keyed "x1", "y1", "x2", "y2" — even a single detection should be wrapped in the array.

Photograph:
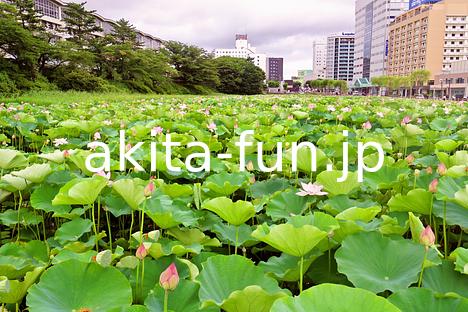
[
  {"x1": 135, "y1": 244, "x2": 148, "y2": 260},
  {"x1": 63, "y1": 150, "x2": 70, "y2": 158},
  {"x1": 429, "y1": 178, "x2": 438, "y2": 193},
  {"x1": 414, "y1": 169, "x2": 420, "y2": 177},
  {"x1": 144, "y1": 181, "x2": 155, "y2": 197},
  {"x1": 437, "y1": 163, "x2": 447, "y2": 176},
  {"x1": 159, "y1": 263, "x2": 179, "y2": 291},
  {"x1": 419, "y1": 225, "x2": 435, "y2": 248},
  {"x1": 426, "y1": 166, "x2": 433, "y2": 174},
  {"x1": 246, "y1": 161, "x2": 254, "y2": 171}
]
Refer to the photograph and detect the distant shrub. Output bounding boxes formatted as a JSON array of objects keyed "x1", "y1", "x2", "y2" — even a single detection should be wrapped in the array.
[
  {"x1": 0, "y1": 72, "x2": 18, "y2": 94},
  {"x1": 56, "y1": 70, "x2": 108, "y2": 92}
]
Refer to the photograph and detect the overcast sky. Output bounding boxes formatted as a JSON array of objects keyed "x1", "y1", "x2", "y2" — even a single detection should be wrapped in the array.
[{"x1": 81, "y1": 0, "x2": 355, "y2": 79}]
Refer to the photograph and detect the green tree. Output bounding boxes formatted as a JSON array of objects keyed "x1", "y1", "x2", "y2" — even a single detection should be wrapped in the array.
[
  {"x1": 11, "y1": 0, "x2": 44, "y2": 32},
  {"x1": 267, "y1": 80, "x2": 280, "y2": 88},
  {"x1": 214, "y1": 56, "x2": 265, "y2": 94},
  {"x1": 410, "y1": 69, "x2": 430, "y2": 96},
  {"x1": 163, "y1": 41, "x2": 219, "y2": 91},
  {"x1": 62, "y1": 2, "x2": 102, "y2": 47},
  {"x1": 111, "y1": 19, "x2": 140, "y2": 47}
]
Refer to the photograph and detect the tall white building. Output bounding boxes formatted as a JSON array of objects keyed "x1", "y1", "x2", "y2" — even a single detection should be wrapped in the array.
[
  {"x1": 326, "y1": 33, "x2": 355, "y2": 84},
  {"x1": 214, "y1": 35, "x2": 267, "y2": 73},
  {"x1": 312, "y1": 41, "x2": 327, "y2": 79},
  {"x1": 353, "y1": 0, "x2": 409, "y2": 82}
]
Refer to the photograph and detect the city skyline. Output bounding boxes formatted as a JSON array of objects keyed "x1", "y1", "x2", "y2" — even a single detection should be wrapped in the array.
[{"x1": 78, "y1": 0, "x2": 355, "y2": 79}]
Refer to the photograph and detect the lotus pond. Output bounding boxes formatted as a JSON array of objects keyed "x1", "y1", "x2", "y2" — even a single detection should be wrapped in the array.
[{"x1": 0, "y1": 94, "x2": 467, "y2": 311}]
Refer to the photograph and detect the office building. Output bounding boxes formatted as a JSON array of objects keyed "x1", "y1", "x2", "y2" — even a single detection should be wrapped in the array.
[
  {"x1": 0, "y1": 0, "x2": 163, "y2": 49},
  {"x1": 430, "y1": 60, "x2": 468, "y2": 99},
  {"x1": 214, "y1": 34, "x2": 267, "y2": 72},
  {"x1": 266, "y1": 58, "x2": 284, "y2": 81},
  {"x1": 312, "y1": 41, "x2": 327, "y2": 79},
  {"x1": 353, "y1": 0, "x2": 409, "y2": 82},
  {"x1": 386, "y1": 0, "x2": 468, "y2": 80},
  {"x1": 326, "y1": 33, "x2": 355, "y2": 83}
]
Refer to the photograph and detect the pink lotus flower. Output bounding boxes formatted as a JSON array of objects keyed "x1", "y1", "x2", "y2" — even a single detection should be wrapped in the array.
[
  {"x1": 159, "y1": 263, "x2": 179, "y2": 291},
  {"x1": 376, "y1": 112, "x2": 384, "y2": 118},
  {"x1": 308, "y1": 104, "x2": 316, "y2": 110},
  {"x1": 401, "y1": 116, "x2": 411, "y2": 126},
  {"x1": 405, "y1": 154, "x2": 415, "y2": 164},
  {"x1": 93, "y1": 132, "x2": 101, "y2": 140},
  {"x1": 429, "y1": 178, "x2": 438, "y2": 193},
  {"x1": 426, "y1": 166, "x2": 433, "y2": 174},
  {"x1": 63, "y1": 150, "x2": 70, "y2": 158},
  {"x1": 151, "y1": 126, "x2": 164, "y2": 136},
  {"x1": 288, "y1": 115, "x2": 294, "y2": 120},
  {"x1": 417, "y1": 118, "x2": 422, "y2": 124},
  {"x1": 53, "y1": 138, "x2": 68, "y2": 147},
  {"x1": 296, "y1": 182, "x2": 328, "y2": 197},
  {"x1": 207, "y1": 122, "x2": 217, "y2": 132},
  {"x1": 420, "y1": 225, "x2": 435, "y2": 249},
  {"x1": 362, "y1": 121, "x2": 372, "y2": 130},
  {"x1": 125, "y1": 143, "x2": 132, "y2": 152},
  {"x1": 144, "y1": 181, "x2": 155, "y2": 197},
  {"x1": 135, "y1": 244, "x2": 148, "y2": 260},
  {"x1": 437, "y1": 163, "x2": 447, "y2": 176}
]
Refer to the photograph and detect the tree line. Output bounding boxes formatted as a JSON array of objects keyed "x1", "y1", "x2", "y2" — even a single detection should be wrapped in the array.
[
  {"x1": 371, "y1": 70, "x2": 431, "y2": 96},
  {"x1": 0, "y1": 1, "x2": 266, "y2": 95}
]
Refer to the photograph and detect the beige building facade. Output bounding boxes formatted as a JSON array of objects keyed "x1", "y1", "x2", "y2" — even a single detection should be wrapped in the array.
[{"x1": 386, "y1": 0, "x2": 468, "y2": 81}]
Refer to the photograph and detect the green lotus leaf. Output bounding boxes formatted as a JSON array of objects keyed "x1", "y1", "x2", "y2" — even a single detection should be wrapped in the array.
[
  {"x1": 145, "y1": 194, "x2": 198, "y2": 229},
  {"x1": 251, "y1": 223, "x2": 327, "y2": 257},
  {"x1": 125, "y1": 305, "x2": 149, "y2": 312},
  {"x1": 203, "y1": 172, "x2": 250, "y2": 196},
  {"x1": 145, "y1": 279, "x2": 218, "y2": 312},
  {"x1": 270, "y1": 283, "x2": 400, "y2": 312},
  {"x1": 0, "y1": 149, "x2": 28, "y2": 170},
  {"x1": 423, "y1": 261, "x2": 468, "y2": 297},
  {"x1": 306, "y1": 251, "x2": 351, "y2": 286},
  {"x1": 52, "y1": 175, "x2": 108, "y2": 205},
  {"x1": 388, "y1": 287, "x2": 468, "y2": 312},
  {"x1": 0, "y1": 209, "x2": 43, "y2": 226},
  {"x1": 160, "y1": 183, "x2": 193, "y2": 198},
  {"x1": 259, "y1": 250, "x2": 322, "y2": 282},
  {"x1": 12, "y1": 164, "x2": 51, "y2": 183},
  {"x1": 432, "y1": 200, "x2": 468, "y2": 228},
  {"x1": 51, "y1": 249, "x2": 97, "y2": 264},
  {"x1": 0, "y1": 174, "x2": 31, "y2": 191},
  {"x1": 38, "y1": 150, "x2": 67, "y2": 163},
  {"x1": 335, "y1": 231, "x2": 425, "y2": 293},
  {"x1": 198, "y1": 255, "x2": 289, "y2": 310},
  {"x1": 454, "y1": 185, "x2": 468, "y2": 209},
  {"x1": 202, "y1": 197, "x2": 255, "y2": 226},
  {"x1": 388, "y1": 189, "x2": 432, "y2": 215},
  {"x1": 27, "y1": 260, "x2": 133, "y2": 312},
  {"x1": 30, "y1": 184, "x2": 71, "y2": 215},
  {"x1": 148, "y1": 238, "x2": 202, "y2": 259},
  {"x1": 336, "y1": 206, "x2": 381, "y2": 222},
  {"x1": 364, "y1": 166, "x2": 410, "y2": 190},
  {"x1": 316, "y1": 170, "x2": 360, "y2": 196},
  {"x1": 435, "y1": 139, "x2": 459, "y2": 152},
  {"x1": 250, "y1": 178, "x2": 290, "y2": 199},
  {"x1": 102, "y1": 192, "x2": 132, "y2": 217},
  {"x1": 319, "y1": 195, "x2": 378, "y2": 215},
  {"x1": 450, "y1": 248, "x2": 468, "y2": 275},
  {"x1": 167, "y1": 227, "x2": 220, "y2": 247},
  {"x1": 0, "y1": 267, "x2": 45, "y2": 304},
  {"x1": 112, "y1": 178, "x2": 146, "y2": 210},
  {"x1": 436, "y1": 176, "x2": 464, "y2": 201},
  {"x1": 430, "y1": 118, "x2": 458, "y2": 131},
  {"x1": 284, "y1": 146, "x2": 329, "y2": 173},
  {"x1": 266, "y1": 189, "x2": 310, "y2": 221},
  {"x1": 211, "y1": 223, "x2": 255, "y2": 247},
  {"x1": 54, "y1": 218, "x2": 93, "y2": 244}
]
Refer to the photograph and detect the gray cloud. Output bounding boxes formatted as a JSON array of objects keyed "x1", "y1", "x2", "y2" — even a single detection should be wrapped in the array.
[{"x1": 80, "y1": 0, "x2": 354, "y2": 78}]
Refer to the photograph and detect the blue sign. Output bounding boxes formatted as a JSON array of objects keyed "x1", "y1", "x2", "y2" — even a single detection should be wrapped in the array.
[{"x1": 409, "y1": 0, "x2": 441, "y2": 10}]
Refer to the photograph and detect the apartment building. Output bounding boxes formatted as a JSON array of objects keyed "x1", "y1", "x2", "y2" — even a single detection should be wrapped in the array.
[
  {"x1": 326, "y1": 33, "x2": 355, "y2": 83},
  {"x1": 386, "y1": 0, "x2": 468, "y2": 80},
  {"x1": 354, "y1": 0, "x2": 409, "y2": 82},
  {"x1": 266, "y1": 58, "x2": 284, "y2": 81},
  {"x1": 312, "y1": 41, "x2": 327, "y2": 79},
  {"x1": 0, "y1": 0, "x2": 163, "y2": 49},
  {"x1": 214, "y1": 35, "x2": 268, "y2": 73}
]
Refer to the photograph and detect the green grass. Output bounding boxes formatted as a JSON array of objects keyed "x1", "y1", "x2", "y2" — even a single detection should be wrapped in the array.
[{"x1": 0, "y1": 90, "x2": 173, "y2": 105}]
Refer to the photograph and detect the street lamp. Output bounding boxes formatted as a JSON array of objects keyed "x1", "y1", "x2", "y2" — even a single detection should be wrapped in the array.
[{"x1": 447, "y1": 78, "x2": 452, "y2": 100}]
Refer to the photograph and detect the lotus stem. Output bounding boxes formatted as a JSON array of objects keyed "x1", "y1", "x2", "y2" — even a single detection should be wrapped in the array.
[
  {"x1": 16, "y1": 190, "x2": 22, "y2": 242},
  {"x1": 443, "y1": 200, "x2": 448, "y2": 259},
  {"x1": 234, "y1": 226, "x2": 239, "y2": 255},
  {"x1": 129, "y1": 212, "x2": 134, "y2": 242},
  {"x1": 91, "y1": 203, "x2": 98, "y2": 252},
  {"x1": 106, "y1": 210, "x2": 112, "y2": 251},
  {"x1": 417, "y1": 249, "x2": 428, "y2": 287},
  {"x1": 164, "y1": 289, "x2": 169, "y2": 312},
  {"x1": 429, "y1": 194, "x2": 433, "y2": 230},
  {"x1": 299, "y1": 255, "x2": 304, "y2": 293}
]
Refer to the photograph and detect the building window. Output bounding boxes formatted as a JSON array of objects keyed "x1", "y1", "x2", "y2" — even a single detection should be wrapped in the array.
[{"x1": 35, "y1": 0, "x2": 60, "y2": 19}]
